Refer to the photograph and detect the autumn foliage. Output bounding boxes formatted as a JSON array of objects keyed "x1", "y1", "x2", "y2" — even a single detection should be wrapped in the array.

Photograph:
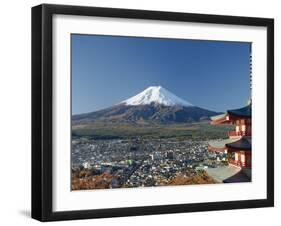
[
  {"x1": 168, "y1": 170, "x2": 216, "y2": 185},
  {"x1": 72, "y1": 169, "x2": 113, "y2": 190},
  {"x1": 72, "y1": 168, "x2": 216, "y2": 190}
]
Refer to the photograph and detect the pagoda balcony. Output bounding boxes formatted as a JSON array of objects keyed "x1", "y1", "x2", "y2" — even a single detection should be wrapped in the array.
[
  {"x1": 229, "y1": 159, "x2": 251, "y2": 168},
  {"x1": 229, "y1": 159, "x2": 244, "y2": 167},
  {"x1": 228, "y1": 130, "x2": 252, "y2": 138}
]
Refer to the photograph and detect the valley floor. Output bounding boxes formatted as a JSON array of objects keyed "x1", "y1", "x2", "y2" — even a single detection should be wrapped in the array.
[{"x1": 71, "y1": 137, "x2": 229, "y2": 190}]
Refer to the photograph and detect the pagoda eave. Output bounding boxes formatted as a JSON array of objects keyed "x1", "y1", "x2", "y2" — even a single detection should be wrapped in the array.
[
  {"x1": 225, "y1": 136, "x2": 252, "y2": 151},
  {"x1": 208, "y1": 136, "x2": 251, "y2": 153}
]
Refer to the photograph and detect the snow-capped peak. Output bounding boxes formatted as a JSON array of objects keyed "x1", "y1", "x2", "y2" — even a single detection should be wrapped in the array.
[{"x1": 120, "y1": 86, "x2": 193, "y2": 107}]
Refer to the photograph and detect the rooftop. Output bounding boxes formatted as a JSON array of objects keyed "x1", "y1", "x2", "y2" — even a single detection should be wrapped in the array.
[
  {"x1": 227, "y1": 104, "x2": 251, "y2": 118},
  {"x1": 209, "y1": 136, "x2": 252, "y2": 151},
  {"x1": 210, "y1": 104, "x2": 251, "y2": 124},
  {"x1": 226, "y1": 136, "x2": 252, "y2": 151}
]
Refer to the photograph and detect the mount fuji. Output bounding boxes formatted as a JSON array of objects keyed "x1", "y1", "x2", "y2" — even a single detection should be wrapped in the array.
[
  {"x1": 73, "y1": 86, "x2": 219, "y2": 124},
  {"x1": 120, "y1": 86, "x2": 193, "y2": 107}
]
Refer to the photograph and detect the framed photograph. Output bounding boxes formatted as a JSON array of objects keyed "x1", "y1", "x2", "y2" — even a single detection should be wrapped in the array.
[{"x1": 32, "y1": 4, "x2": 274, "y2": 221}]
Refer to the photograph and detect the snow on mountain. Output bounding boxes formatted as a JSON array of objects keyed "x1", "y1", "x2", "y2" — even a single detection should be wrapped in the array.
[
  {"x1": 73, "y1": 86, "x2": 219, "y2": 124},
  {"x1": 120, "y1": 86, "x2": 193, "y2": 107}
]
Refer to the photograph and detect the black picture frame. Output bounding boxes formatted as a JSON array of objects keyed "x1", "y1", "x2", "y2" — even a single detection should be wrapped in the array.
[{"x1": 32, "y1": 3, "x2": 274, "y2": 222}]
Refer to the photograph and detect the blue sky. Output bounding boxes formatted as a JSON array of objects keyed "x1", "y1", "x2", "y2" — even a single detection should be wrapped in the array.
[{"x1": 72, "y1": 34, "x2": 251, "y2": 114}]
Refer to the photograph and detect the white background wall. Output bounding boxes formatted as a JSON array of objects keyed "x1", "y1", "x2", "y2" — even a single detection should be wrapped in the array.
[{"x1": 0, "y1": 0, "x2": 279, "y2": 225}]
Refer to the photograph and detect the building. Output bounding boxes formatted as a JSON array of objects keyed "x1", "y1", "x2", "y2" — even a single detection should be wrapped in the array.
[
  {"x1": 208, "y1": 103, "x2": 252, "y2": 177},
  {"x1": 166, "y1": 151, "x2": 174, "y2": 160}
]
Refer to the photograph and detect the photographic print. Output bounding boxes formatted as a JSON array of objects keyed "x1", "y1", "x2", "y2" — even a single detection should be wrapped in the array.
[
  {"x1": 32, "y1": 4, "x2": 273, "y2": 221},
  {"x1": 71, "y1": 35, "x2": 252, "y2": 190}
]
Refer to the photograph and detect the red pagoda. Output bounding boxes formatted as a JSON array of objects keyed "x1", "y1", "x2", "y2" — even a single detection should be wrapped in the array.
[{"x1": 208, "y1": 103, "x2": 252, "y2": 178}]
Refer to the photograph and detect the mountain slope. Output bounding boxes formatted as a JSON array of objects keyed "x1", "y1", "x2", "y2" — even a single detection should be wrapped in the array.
[
  {"x1": 73, "y1": 86, "x2": 219, "y2": 124},
  {"x1": 73, "y1": 104, "x2": 217, "y2": 124}
]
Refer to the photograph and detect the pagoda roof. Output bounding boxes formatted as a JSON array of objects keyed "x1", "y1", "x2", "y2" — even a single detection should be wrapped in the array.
[
  {"x1": 226, "y1": 136, "x2": 252, "y2": 151},
  {"x1": 209, "y1": 136, "x2": 251, "y2": 151},
  {"x1": 209, "y1": 138, "x2": 240, "y2": 150},
  {"x1": 210, "y1": 113, "x2": 230, "y2": 125},
  {"x1": 210, "y1": 113, "x2": 227, "y2": 121},
  {"x1": 210, "y1": 104, "x2": 251, "y2": 124},
  {"x1": 227, "y1": 104, "x2": 251, "y2": 118}
]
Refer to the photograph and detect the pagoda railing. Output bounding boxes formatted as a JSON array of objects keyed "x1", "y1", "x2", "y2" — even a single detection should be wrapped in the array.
[
  {"x1": 229, "y1": 159, "x2": 244, "y2": 167},
  {"x1": 228, "y1": 130, "x2": 252, "y2": 137},
  {"x1": 228, "y1": 159, "x2": 251, "y2": 168}
]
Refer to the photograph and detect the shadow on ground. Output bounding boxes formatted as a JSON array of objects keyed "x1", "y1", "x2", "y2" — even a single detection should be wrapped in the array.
[{"x1": 19, "y1": 210, "x2": 30, "y2": 218}]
